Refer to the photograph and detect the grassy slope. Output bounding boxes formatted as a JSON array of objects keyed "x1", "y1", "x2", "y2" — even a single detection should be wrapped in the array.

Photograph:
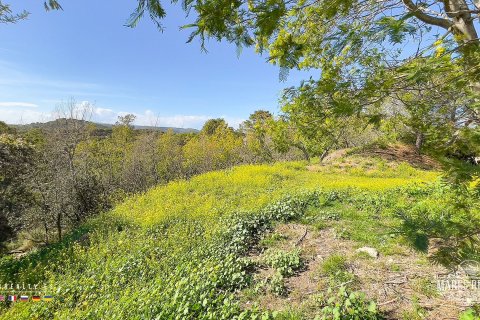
[{"x1": 0, "y1": 159, "x2": 439, "y2": 319}]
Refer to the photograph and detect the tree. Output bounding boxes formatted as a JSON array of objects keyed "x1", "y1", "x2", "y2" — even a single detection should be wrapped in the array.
[
  {"x1": 0, "y1": 1, "x2": 28, "y2": 24},
  {"x1": 391, "y1": 62, "x2": 479, "y2": 153},
  {"x1": 34, "y1": 0, "x2": 478, "y2": 164},
  {"x1": 116, "y1": 114, "x2": 136, "y2": 128},
  {"x1": 269, "y1": 116, "x2": 313, "y2": 161},
  {"x1": 27, "y1": 99, "x2": 97, "y2": 241},
  {"x1": 0, "y1": 132, "x2": 35, "y2": 247},
  {"x1": 201, "y1": 118, "x2": 229, "y2": 135},
  {"x1": 241, "y1": 111, "x2": 275, "y2": 162},
  {"x1": 184, "y1": 121, "x2": 243, "y2": 175},
  {"x1": 155, "y1": 130, "x2": 184, "y2": 181}
]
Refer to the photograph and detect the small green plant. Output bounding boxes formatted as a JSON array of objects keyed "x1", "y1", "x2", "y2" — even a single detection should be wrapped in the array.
[
  {"x1": 253, "y1": 271, "x2": 288, "y2": 296},
  {"x1": 401, "y1": 297, "x2": 427, "y2": 320},
  {"x1": 318, "y1": 286, "x2": 383, "y2": 320},
  {"x1": 313, "y1": 220, "x2": 329, "y2": 231},
  {"x1": 320, "y1": 254, "x2": 356, "y2": 286},
  {"x1": 389, "y1": 263, "x2": 402, "y2": 272},
  {"x1": 263, "y1": 248, "x2": 304, "y2": 277},
  {"x1": 260, "y1": 232, "x2": 288, "y2": 247},
  {"x1": 274, "y1": 309, "x2": 304, "y2": 320},
  {"x1": 321, "y1": 255, "x2": 348, "y2": 276},
  {"x1": 268, "y1": 272, "x2": 288, "y2": 296},
  {"x1": 319, "y1": 210, "x2": 341, "y2": 221},
  {"x1": 411, "y1": 277, "x2": 438, "y2": 298},
  {"x1": 460, "y1": 307, "x2": 480, "y2": 320},
  {"x1": 355, "y1": 251, "x2": 374, "y2": 260},
  {"x1": 334, "y1": 227, "x2": 351, "y2": 240}
]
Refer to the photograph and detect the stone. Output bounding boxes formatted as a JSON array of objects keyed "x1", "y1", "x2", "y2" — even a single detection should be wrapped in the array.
[{"x1": 356, "y1": 246, "x2": 379, "y2": 258}]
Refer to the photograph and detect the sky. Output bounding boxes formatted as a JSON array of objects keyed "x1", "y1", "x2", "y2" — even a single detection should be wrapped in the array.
[{"x1": 0, "y1": 1, "x2": 310, "y2": 129}]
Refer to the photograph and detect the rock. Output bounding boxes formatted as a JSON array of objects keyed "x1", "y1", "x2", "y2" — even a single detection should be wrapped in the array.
[{"x1": 356, "y1": 246, "x2": 379, "y2": 258}]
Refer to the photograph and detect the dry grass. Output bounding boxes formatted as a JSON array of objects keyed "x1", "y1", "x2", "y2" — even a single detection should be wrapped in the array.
[{"x1": 240, "y1": 222, "x2": 466, "y2": 320}]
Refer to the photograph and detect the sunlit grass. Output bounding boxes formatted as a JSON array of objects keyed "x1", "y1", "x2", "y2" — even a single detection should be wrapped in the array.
[
  {"x1": 114, "y1": 161, "x2": 438, "y2": 227},
  {"x1": 0, "y1": 158, "x2": 440, "y2": 319}
]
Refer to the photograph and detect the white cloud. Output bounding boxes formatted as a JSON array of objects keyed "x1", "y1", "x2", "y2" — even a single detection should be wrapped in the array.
[
  {"x1": 221, "y1": 116, "x2": 246, "y2": 129},
  {"x1": 0, "y1": 102, "x2": 38, "y2": 108},
  {"x1": 103, "y1": 110, "x2": 211, "y2": 128},
  {"x1": 112, "y1": 112, "x2": 245, "y2": 129},
  {"x1": 93, "y1": 107, "x2": 115, "y2": 116},
  {"x1": 0, "y1": 108, "x2": 53, "y2": 124}
]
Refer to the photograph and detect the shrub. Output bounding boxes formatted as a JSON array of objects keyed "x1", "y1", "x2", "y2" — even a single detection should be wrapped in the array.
[{"x1": 318, "y1": 286, "x2": 383, "y2": 320}]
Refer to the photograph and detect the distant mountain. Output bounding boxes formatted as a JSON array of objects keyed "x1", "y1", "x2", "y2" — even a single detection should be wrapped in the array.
[{"x1": 10, "y1": 119, "x2": 199, "y2": 134}]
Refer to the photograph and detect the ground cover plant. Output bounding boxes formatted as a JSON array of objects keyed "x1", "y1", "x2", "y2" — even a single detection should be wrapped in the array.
[{"x1": 0, "y1": 158, "x2": 478, "y2": 319}]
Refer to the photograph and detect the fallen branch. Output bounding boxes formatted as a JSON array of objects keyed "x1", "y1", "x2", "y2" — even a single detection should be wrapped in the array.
[
  {"x1": 378, "y1": 297, "x2": 400, "y2": 306},
  {"x1": 295, "y1": 227, "x2": 308, "y2": 247}
]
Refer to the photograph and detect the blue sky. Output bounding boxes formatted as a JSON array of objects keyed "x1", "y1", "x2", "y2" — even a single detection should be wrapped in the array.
[{"x1": 0, "y1": 1, "x2": 310, "y2": 128}]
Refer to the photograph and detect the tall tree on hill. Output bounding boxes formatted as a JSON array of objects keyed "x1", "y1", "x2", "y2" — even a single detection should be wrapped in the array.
[
  {"x1": 201, "y1": 118, "x2": 230, "y2": 136},
  {"x1": 28, "y1": 99, "x2": 100, "y2": 241},
  {"x1": 0, "y1": 126, "x2": 35, "y2": 247},
  {"x1": 241, "y1": 110, "x2": 275, "y2": 162}
]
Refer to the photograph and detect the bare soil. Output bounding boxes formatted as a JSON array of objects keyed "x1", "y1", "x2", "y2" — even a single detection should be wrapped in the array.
[
  {"x1": 241, "y1": 223, "x2": 472, "y2": 320},
  {"x1": 320, "y1": 144, "x2": 441, "y2": 170}
]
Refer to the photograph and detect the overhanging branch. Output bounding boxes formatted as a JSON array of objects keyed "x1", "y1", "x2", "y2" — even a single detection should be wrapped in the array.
[{"x1": 402, "y1": 0, "x2": 453, "y2": 29}]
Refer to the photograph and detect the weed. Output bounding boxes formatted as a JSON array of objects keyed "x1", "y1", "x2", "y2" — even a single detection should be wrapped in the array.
[
  {"x1": 411, "y1": 277, "x2": 438, "y2": 298},
  {"x1": 317, "y1": 286, "x2": 383, "y2": 319},
  {"x1": 260, "y1": 232, "x2": 288, "y2": 248},
  {"x1": 263, "y1": 248, "x2": 303, "y2": 277}
]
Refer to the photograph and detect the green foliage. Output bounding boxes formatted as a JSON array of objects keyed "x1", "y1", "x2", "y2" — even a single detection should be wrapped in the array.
[
  {"x1": 266, "y1": 272, "x2": 288, "y2": 296},
  {"x1": 410, "y1": 277, "x2": 438, "y2": 298},
  {"x1": 0, "y1": 133, "x2": 35, "y2": 244},
  {"x1": 394, "y1": 184, "x2": 480, "y2": 266},
  {"x1": 201, "y1": 118, "x2": 230, "y2": 135},
  {"x1": 263, "y1": 248, "x2": 303, "y2": 277},
  {"x1": 0, "y1": 1, "x2": 28, "y2": 23},
  {"x1": 241, "y1": 110, "x2": 275, "y2": 162},
  {"x1": 260, "y1": 232, "x2": 288, "y2": 247},
  {"x1": 320, "y1": 254, "x2": 347, "y2": 277},
  {"x1": 460, "y1": 308, "x2": 480, "y2": 320},
  {"x1": 319, "y1": 254, "x2": 355, "y2": 286},
  {"x1": 318, "y1": 287, "x2": 383, "y2": 320}
]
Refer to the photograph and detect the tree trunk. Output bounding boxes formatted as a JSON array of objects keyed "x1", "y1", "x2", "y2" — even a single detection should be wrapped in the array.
[
  {"x1": 444, "y1": 0, "x2": 479, "y2": 43},
  {"x1": 294, "y1": 143, "x2": 310, "y2": 161},
  {"x1": 56, "y1": 212, "x2": 62, "y2": 241},
  {"x1": 320, "y1": 147, "x2": 331, "y2": 162},
  {"x1": 43, "y1": 220, "x2": 49, "y2": 244},
  {"x1": 415, "y1": 131, "x2": 424, "y2": 153}
]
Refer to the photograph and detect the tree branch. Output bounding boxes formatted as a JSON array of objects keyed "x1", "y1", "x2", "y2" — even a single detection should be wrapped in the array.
[{"x1": 402, "y1": 0, "x2": 453, "y2": 30}]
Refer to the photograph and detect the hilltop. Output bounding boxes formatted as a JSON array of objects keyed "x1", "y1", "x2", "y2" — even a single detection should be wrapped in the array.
[
  {"x1": 0, "y1": 156, "x2": 478, "y2": 319},
  {"x1": 10, "y1": 119, "x2": 199, "y2": 134}
]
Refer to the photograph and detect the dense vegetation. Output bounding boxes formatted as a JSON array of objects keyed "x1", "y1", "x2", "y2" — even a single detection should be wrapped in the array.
[
  {"x1": 0, "y1": 157, "x2": 478, "y2": 318},
  {"x1": 0, "y1": 105, "x2": 306, "y2": 249},
  {"x1": 1, "y1": 97, "x2": 428, "y2": 250},
  {"x1": 0, "y1": 0, "x2": 479, "y2": 318},
  {"x1": 0, "y1": 159, "x2": 448, "y2": 318}
]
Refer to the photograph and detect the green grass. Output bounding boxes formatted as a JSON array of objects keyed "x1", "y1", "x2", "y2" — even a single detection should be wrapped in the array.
[
  {"x1": 0, "y1": 159, "x2": 441, "y2": 319},
  {"x1": 320, "y1": 254, "x2": 348, "y2": 276}
]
